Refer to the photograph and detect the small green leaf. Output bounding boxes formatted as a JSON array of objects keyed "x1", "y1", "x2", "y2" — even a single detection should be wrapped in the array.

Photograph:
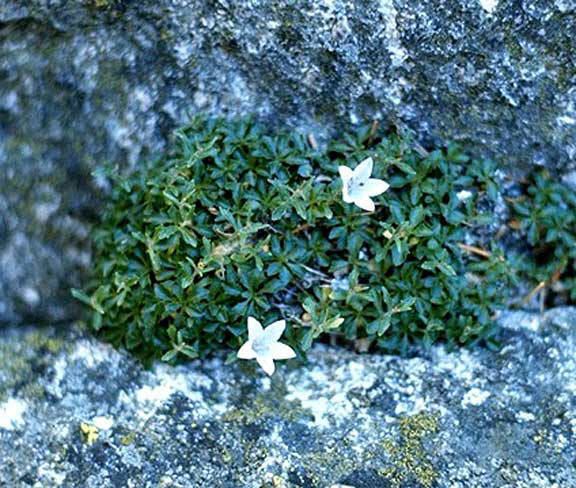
[
  {"x1": 161, "y1": 350, "x2": 179, "y2": 362},
  {"x1": 71, "y1": 288, "x2": 92, "y2": 307}
]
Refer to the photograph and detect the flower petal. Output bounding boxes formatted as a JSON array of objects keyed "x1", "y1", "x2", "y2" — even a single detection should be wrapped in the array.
[
  {"x1": 256, "y1": 355, "x2": 276, "y2": 376},
  {"x1": 342, "y1": 185, "x2": 354, "y2": 203},
  {"x1": 262, "y1": 320, "x2": 286, "y2": 342},
  {"x1": 354, "y1": 196, "x2": 375, "y2": 212},
  {"x1": 338, "y1": 165, "x2": 353, "y2": 181},
  {"x1": 353, "y1": 157, "x2": 373, "y2": 182},
  {"x1": 237, "y1": 341, "x2": 256, "y2": 359},
  {"x1": 269, "y1": 342, "x2": 296, "y2": 360},
  {"x1": 339, "y1": 166, "x2": 355, "y2": 203},
  {"x1": 347, "y1": 184, "x2": 366, "y2": 202},
  {"x1": 363, "y1": 178, "x2": 390, "y2": 197},
  {"x1": 247, "y1": 316, "x2": 263, "y2": 340}
]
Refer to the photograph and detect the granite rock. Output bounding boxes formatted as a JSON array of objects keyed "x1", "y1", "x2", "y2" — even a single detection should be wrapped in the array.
[
  {"x1": 1, "y1": 308, "x2": 575, "y2": 487},
  {"x1": 1, "y1": 0, "x2": 575, "y2": 322}
]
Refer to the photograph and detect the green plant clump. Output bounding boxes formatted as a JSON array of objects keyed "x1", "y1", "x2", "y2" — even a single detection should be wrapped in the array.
[
  {"x1": 511, "y1": 170, "x2": 576, "y2": 305},
  {"x1": 74, "y1": 117, "x2": 511, "y2": 364}
]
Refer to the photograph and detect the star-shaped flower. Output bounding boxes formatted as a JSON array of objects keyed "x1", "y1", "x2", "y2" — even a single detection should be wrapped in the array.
[
  {"x1": 338, "y1": 157, "x2": 390, "y2": 211},
  {"x1": 237, "y1": 317, "x2": 296, "y2": 375}
]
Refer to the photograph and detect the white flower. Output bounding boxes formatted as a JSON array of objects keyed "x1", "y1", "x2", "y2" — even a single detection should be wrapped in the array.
[
  {"x1": 237, "y1": 317, "x2": 296, "y2": 375},
  {"x1": 338, "y1": 157, "x2": 390, "y2": 211}
]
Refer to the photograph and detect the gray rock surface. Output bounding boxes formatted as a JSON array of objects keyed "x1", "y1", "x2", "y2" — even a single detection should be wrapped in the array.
[
  {"x1": 1, "y1": 308, "x2": 575, "y2": 487},
  {"x1": 1, "y1": 0, "x2": 575, "y2": 324}
]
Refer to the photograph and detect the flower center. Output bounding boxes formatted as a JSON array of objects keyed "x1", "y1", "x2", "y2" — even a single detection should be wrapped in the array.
[
  {"x1": 347, "y1": 177, "x2": 364, "y2": 195},
  {"x1": 252, "y1": 336, "x2": 270, "y2": 355}
]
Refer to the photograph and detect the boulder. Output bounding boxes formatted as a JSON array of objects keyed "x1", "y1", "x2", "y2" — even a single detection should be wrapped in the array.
[
  {"x1": 1, "y1": 308, "x2": 575, "y2": 487},
  {"x1": 1, "y1": 0, "x2": 575, "y2": 322}
]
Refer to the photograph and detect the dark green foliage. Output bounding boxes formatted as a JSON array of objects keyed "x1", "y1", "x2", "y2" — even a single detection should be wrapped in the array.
[
  {"x1": 75, "y1": 117, "x2": 512, "y2": 364},
  {"x1": 511, "y1": 171, "x2": 576, "y2": 304}
]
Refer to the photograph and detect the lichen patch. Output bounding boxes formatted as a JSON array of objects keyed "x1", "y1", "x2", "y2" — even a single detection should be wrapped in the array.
[
  {"x1": 0, "y1": 398, "x2": 27, "y2": 430},
  {"x1": 479, "y1": 0, "x2": 499, "y2": 14}
]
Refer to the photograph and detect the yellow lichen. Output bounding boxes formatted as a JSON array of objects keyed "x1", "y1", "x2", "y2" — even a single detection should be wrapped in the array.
[
  {"x1": 90, "y1": 0, "x2": 111, "y2": 8},
  {"x1": 271, "y1": 475, "x2": 285, "y2": 487},
  {"x1": 0, "y1": 329, "x2": 70, "y2": 401},
  {"x1": 221, "y1": 392, "x2": 306, "y2": 425},
  {"x1": 120, "y1": 431, "x2": 137, "y2": 446},
  {"x1": 80, "y1": 422, "x2": 99, "y2": 445},
  {"x1": 380, "y1": 412, "x2": 440, "y2": 488}
]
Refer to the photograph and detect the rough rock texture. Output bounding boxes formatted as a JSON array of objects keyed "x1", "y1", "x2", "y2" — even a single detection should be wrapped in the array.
[
  {"x1": 1, "y1": 308, "x2": 575, "y2": 487},
  {"x1": 1, "y1": 0, "x2": 575, "y2": 324}
]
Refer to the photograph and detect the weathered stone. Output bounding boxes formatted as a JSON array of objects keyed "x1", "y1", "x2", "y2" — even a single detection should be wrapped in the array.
[
  {"x1": 1, "y1": 308, "x2": 575, "y2": 487},
  {"x1": 0, "y1": 0, "x2": 575, "y2": 323}
]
